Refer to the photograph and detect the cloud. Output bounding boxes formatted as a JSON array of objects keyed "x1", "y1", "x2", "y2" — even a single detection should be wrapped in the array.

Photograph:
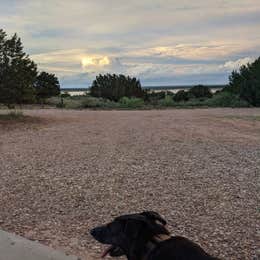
[
  {"x1": 221, "y1": 57, "x2": 254, "y2": 70},
  {"x1": 1, "y1": 0, "x2": 259, "y2": 87},
  {"x1": 81, "y1": 56, "x2": 110, "y2": 69},
  {"x1": 127, "y1": 42, "x2": 253, "y2": 61}
]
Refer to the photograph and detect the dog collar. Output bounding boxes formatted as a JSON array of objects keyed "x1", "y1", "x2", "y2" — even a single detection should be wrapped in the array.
[{"x1": 141, "y1": 234, "x2": 172, "y2": 260}]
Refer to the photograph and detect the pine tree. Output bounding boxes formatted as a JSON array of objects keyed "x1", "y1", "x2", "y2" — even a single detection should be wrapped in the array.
[
  {"x1": 90, "y1": 73, "x2": 146, "y2": 101},
  {"x1": 0, "y1": 30, "x2": 37, "y2": 107},
  {"x1": 226, "y1": 57, "x2": 260, "y2": 106},
  {"x1": 0, "y1": 29, "x2": 8, "y2": 105},
  {"x1": 35, "y1": 71, "x2": 60, "y2": 102}
]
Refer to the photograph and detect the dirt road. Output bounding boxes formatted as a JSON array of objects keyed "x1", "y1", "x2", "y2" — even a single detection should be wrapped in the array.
[{"x1": 0, "y1": 108, "x2": 259, "y2": 259}]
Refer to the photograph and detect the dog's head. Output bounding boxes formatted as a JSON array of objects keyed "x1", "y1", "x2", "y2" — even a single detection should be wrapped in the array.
[{"x1": 90, "y1": 211, "x2": 169, "y2": 258}]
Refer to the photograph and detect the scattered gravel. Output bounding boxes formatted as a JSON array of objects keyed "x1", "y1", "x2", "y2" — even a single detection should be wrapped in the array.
[{"x1": 0, "y1": 108, "x2": 259, "y2": 260}]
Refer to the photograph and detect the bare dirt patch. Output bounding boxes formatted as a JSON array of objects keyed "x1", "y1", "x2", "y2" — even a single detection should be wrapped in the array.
[{"x1": 0, "y1": 108, "x2": 259, "y2": 260}]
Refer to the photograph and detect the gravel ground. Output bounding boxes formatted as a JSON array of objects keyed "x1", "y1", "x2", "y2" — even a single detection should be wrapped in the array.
[{"x1": 0, "y1": 108, "x2": 259, "y2": 260}]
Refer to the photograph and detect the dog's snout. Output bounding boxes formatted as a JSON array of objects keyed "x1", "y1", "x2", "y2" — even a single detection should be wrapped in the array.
[
  {"x1": 90, "y1": 227, "x2": 103, "y2": 238},
  {"x1": 90, "y1": 228, "x2": 97, "y2": 237}
]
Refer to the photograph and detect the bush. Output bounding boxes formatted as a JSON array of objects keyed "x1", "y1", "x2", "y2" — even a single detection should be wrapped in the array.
[
  {"x1": 81, "y1": 97, "x2": 102, "y2": 108},
  {"x1": 60, "y1": 91, "x2": 71, "y2": 98},
  {"x1": 147, "y1": 91, "x2": 166, "y2": 100},
  {"x1": 204, "y1": 92, "x2": 250, "y2": 107},
  {"x1": 46, "y1": 96, "x2": 80, "y2": 108},
  {"x1": 189, "y1": 85, "x2": 212, "y2": 99},
  {"x1": 173, "y1": 90, "x2": 189, "y2": 102},
  {"x1": 159, "y1": 95, "x2": 175, "y2": 107},
  {"x1": 146, "y1": 91, "x2": 165, "y2": 105},
  {"x1": 90, "y1": 74, "x2": 146, "y2": 101},
  {"x1": 119, "y1": 97, "x2": 145, "y2": 108}
]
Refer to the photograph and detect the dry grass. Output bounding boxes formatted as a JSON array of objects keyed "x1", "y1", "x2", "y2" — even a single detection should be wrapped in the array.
[
  {"x1": 0, "y1": 110, "x2": 50, "y2": 131},
  {"x1": 0, "y1": 108, "x2": 259, "y2": 260},
  {"x1": 0, "y1": 111, "x2": 24, "y2": 120}
]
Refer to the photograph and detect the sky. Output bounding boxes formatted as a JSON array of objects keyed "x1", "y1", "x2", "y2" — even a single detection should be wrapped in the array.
[{"x1": 0, "y1": 0, "x2": 260, "y2": 88}]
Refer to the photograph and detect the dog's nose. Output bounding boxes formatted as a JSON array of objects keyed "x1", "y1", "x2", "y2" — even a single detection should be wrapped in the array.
[
  {"x1": 90, "y1": 227, "x2": 102, "y2": 238},
  {"x1": 90, "y1": 228, "x2": 96, "y2": 237}
]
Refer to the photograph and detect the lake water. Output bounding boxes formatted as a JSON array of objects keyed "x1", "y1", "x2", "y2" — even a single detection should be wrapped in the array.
[{"x1": 62, "y1": 87, "x2": 223, "y2": 96}]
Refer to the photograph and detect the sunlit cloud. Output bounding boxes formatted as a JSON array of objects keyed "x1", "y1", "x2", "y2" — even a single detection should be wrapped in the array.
[{"x1": 81, "y1": 56, "x2": 110, "y2": 68}]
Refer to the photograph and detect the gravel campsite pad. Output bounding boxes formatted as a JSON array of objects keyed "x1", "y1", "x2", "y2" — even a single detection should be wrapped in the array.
[{"x1": 0, "y1": 108, "x2": 259, "y2": 260}]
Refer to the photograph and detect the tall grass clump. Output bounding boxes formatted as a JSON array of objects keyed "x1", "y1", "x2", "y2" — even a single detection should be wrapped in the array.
[{"x1": 119, "y1": 97, "x2": 145, "y2": 108}]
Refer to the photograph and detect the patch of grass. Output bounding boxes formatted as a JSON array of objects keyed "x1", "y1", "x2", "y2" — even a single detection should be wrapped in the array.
[
  {"x1": 0, "y1": 110, "x2": 24, "y2": 120},
  {"x1": 44, "y1": 91, "x2": 252, "y2": 110},
  {"x1": 46, "y1": 96, "x2": 120, "y2": 109},
  {"x1": 0, "y1": 110, "x2": 44, "y2": 129},
  {"x1": 251, "y1": 116, "x2": 260, "y2": 121},
  {"x1": 119, "y1": 97, "x2": 145, "y2": 109}
]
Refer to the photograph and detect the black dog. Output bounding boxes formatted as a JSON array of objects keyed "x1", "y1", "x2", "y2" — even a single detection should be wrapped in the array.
[{"x1": 90, "y1": 211, "x2": 220, "y2": 260}]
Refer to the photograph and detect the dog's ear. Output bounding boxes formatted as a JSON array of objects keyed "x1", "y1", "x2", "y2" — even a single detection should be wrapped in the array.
[
  {"x1": 115, "y1": 213, "x2": 169, "y2": 236},
  {"x1": 141, "y1": 211, "x2": 167, "y2": 225},
  {"x1": 116, "y1": 214, "x2": 147, "y2": 223}
]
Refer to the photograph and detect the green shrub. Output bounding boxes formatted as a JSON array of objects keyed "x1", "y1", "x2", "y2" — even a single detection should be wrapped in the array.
[
  {"x1": 204, "y1": 92, "x2": 250, "y2": 107},
  {"x1": 173, "y1": 90, "x2": 189, "y2": 102},
  {"x1": 82, "y1": 97, "x2": 119, "y2": 109},
  {"x1": 147, "y1": 91, "x2": 166, "y2": 104},
  {"x1": 60, "y1": 91, "x2": 71, "y2": 98},
  {"x1": 159, "y1": 95, "x2": 175, "y2": 107},
  {"x1": 62, "y1": 98, "x2": 82, "y2": 109},
  {"x1": 46, "y1": 96, "x2": 61, "y2": 106},
  {"x1": 119, "y1": 97, "x2": 145, "y2": 108},
  {"x1": 188, "y1": 85, "x2": 212, "y2": 99},
  {"x1": 82, "y1": 97, "x2": 104, "y2": 108}
]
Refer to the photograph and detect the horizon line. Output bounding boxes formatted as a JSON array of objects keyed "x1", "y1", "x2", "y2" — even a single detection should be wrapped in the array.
[{"x1": 61, "y1": 84, "x2": 227, "y2": 91}]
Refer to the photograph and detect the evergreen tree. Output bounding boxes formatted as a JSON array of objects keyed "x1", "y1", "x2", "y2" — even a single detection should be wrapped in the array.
[
  {"x1": 0, "y1": 30, "x2": 37, "y2": 107},
  {"x1": 173, "y1": 90, "x2": 189, "y2": 102},
  {"x1": 225, "y1": 57, "x2": 260, "y2": 106},
  {"x1": 189, "y1": 85, "x2": 212, "y2": 99},
  {"x1": 35, "y1": 71, "x2": 60, "y2": 102},
  {"x1": 0, "y1": 29, "x2": 8, "y2": 105},
  {"x1": 90, "y1": 74, "x2": 146, "y2": 101}
]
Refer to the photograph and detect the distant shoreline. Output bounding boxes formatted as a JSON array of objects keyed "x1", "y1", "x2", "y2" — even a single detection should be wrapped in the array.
[
  {"x1": 61, "y1": 85, "x2": 226, "y2": 96},
  {"x1": 61, "y1": 84, "x2": 227, "y2": 92}
]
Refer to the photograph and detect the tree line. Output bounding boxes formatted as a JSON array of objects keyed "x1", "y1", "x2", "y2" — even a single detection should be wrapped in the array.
[
  {"x1": 89, "y1": 57, "x2": 260, "y2": 107},
  {"x1": 1, "y1": 28, "x2": 259, "y2": 108},
  {"x1": 0, "y1": 29, "x2": 60, "y2": 108}
]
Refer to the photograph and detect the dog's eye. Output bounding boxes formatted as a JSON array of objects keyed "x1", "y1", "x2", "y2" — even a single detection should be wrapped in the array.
[
  {"x1": 106, "y1": 223, "x2": 121, "y2": 234},
  {"x1": 107, "y1": 224, "x2": 115, "y2": 232}
]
